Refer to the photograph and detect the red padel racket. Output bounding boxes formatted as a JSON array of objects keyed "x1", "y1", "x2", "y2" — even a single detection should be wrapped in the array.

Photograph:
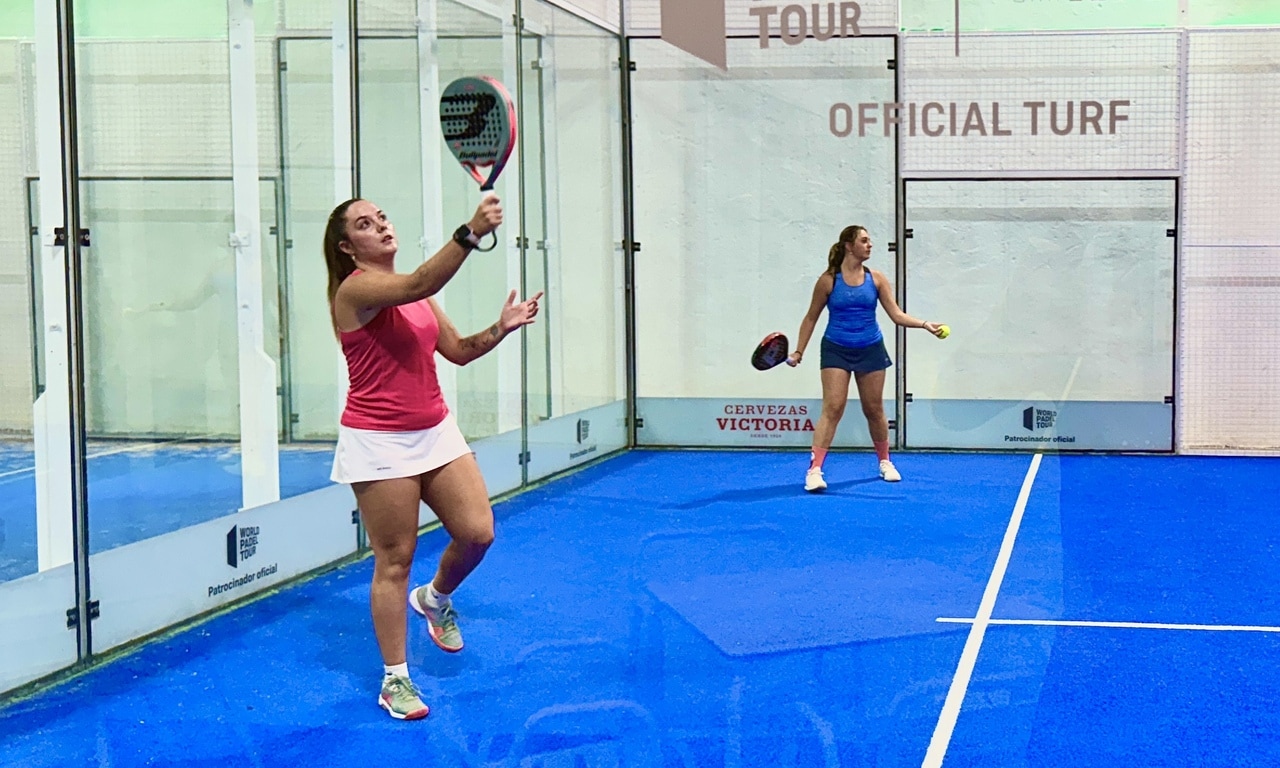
[{"x1": 752, "y1": 332, "x2": 790, "y2": 371}]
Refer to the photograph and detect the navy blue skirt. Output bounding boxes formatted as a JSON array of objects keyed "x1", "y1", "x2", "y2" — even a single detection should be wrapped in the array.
[{"x1": 819, "y1": 336, "x2": 892, "y2": 373}]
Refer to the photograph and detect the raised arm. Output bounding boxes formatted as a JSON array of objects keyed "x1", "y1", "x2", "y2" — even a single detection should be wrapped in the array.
[
  {"x1": 337, "y1": 197, "x2": 504, "y2": 314},
  {"x1": 787, "y1": 273, "x2": 834, "y2": 366}
]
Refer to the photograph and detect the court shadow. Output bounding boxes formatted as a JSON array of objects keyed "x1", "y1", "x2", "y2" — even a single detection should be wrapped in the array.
[
  {"x1": 663, "y1": 477, "x2": 880, "y2": 510},
  {"x1": 820, "y1": 477, "x2": 884, "y2": 494}
]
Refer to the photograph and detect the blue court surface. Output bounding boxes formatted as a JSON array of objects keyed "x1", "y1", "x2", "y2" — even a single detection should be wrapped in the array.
[
  {"x1": 0, "y1": 441, "x2": 335, "y2": 582},
  {"x1": 2, "y1": 449, "x2": 1279, "y2": 767}
]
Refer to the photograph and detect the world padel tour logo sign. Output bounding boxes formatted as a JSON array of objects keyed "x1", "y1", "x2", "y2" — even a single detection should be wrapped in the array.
[
  {"x1": 660, "y1": 0, "x2": 864, "y2": 69},
  {"x1": 660, "y1": 0, "x2": 728, "y2": 69},
  {"x1": 658, "y1": 0, "x2": 1136, "y2": 140},
  {"x1": 210, "y1": 524, "x2": 278, "y2": 599},
  {"x1": 1004, "y1": 405, "x2": 1076, "y2": 444}
]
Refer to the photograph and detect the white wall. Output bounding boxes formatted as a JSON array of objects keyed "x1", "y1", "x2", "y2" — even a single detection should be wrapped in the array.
[
  {"x1": 899, "y1": 31, "x2": 1181, "y2": 175},
  {"x1": 629, "y1": 24, "x2": 1279, "y2": 451},
  {"x1": 903, "y1": 179, "x2": 1176, "y2": 403},
  {"x1": 1179, "y1": 29, "x2": 1280, "y2": 451},
  {"x1": 631, "y1": 36, "x2": 898, "y2": 401}
]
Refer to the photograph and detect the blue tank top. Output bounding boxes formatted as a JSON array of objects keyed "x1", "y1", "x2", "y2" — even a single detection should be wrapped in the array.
[{"x1": 823, "y1": 267, "x2": 882, "y2": 349}]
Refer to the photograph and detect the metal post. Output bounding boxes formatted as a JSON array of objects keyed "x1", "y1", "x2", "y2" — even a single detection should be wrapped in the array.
[
  {"x1": 893, "y1": 33, "x2": 907, "y2": 451},
  {"x1": 55, "y1": 0, "x2": 93, "y2": 658},
  {"x1": 348, "y1": 0, "x2": 360, "y2": 196},
  {"x1": 514, "y1": 0, "x2": 531, "y2": 483},
  {"x1": 619, "y1": 36, "x2": 638, "y2": 448}
]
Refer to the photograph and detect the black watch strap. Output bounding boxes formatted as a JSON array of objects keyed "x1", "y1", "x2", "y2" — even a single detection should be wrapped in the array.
[{"x1": 459, "y1": 223, "x2": 491, "y2": 246}]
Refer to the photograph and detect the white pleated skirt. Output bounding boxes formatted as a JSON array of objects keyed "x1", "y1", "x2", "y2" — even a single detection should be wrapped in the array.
[{"x1": 330, "y1": 412, "x2": 472, "y2": 485}]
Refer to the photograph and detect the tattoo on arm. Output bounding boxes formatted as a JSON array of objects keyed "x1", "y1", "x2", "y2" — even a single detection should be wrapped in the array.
[{"x1": 458, "y1": 323, "x2": 505, "y2": 362}]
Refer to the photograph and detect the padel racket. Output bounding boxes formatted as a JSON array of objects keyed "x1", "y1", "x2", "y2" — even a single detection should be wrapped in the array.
[
  {"x1": 752, "y1": 332, "x2": 790, "y2": 371},
  {"x1": 440, "y1": 75, "x2": 517, "y2": 197}
]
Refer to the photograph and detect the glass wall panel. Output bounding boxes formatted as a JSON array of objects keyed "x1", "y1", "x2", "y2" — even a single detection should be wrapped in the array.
[
  {"x1": 631, "y1": 36, "x2": 898, "y2": 449},
  {"x1": 520, "y1": 0, "x2": 628, "y2": 480},
  {"x1": 68, "y1": 1, "x2": 359, "y2": 656},
  {"x1": 0, "y1": 0, "x2": 81, "y2": 695},
  {"x1": 274, "y1": 12, "x2": 348, "y2": 497},
  {"x1": 902, "y1": 179, "x2": 1176, "y2": 451},
  {"x1": 71, "y1": 10, "x2": 243, "y2": 653}
]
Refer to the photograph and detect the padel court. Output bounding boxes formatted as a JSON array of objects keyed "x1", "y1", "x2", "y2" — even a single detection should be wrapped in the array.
[
  {"x1": 4, "y1": 0, "x2": 1279, "y2": 765},
  {"x1": 3, "y1": 448, "x2": 1279, "y2": 766}
]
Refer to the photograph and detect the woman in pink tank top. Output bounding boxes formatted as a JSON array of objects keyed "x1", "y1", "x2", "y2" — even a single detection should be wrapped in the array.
[{"x1": 323, "y1": 196, "x2": 543, "y2": 720}]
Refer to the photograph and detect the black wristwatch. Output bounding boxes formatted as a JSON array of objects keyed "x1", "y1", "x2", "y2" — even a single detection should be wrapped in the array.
[{"x1": 452, "y1": 224, "x2": 482, "y2": 250}]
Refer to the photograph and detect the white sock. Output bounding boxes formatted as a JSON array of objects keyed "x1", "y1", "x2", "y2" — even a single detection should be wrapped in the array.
[
  {"x1": 425, "y1": 582, "x2": 452, "y2": 608},
  {"x1": 384, "y1": 662, "x2": 409, "y2": 680}
]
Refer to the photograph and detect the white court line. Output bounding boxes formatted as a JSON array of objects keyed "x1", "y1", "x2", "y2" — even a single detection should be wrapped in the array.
[
  {"x1": 921, "y1": 453, "x2": 1043, "y2": 768},
  {"x1": 936, "y1": 617, "x2": 1280, "y2": 633}
]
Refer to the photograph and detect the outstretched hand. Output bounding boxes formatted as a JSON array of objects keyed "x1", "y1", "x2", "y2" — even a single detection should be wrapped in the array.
[{"x1": 499, "y1": 290, "x2": 543, "y2": 333}]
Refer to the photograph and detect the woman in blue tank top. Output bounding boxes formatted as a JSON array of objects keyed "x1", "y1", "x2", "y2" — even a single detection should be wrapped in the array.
[{"x1": 786, "y1": 225, "x2": 947, "y2": 491}]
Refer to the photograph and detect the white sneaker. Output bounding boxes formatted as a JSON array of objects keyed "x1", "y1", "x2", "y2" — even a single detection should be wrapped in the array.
[
  {"x1": 805, "y1": 467, "x2": 827, "y2": 492},
  {"x1": 879, "y1": 459, "x2": 901, "y2": 482}
]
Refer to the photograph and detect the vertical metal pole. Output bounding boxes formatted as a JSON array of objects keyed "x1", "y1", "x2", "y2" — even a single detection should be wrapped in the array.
[
  {"x1": 349, "y1": 0, "x2": 361, "y2": 544},
  {"x1": 1171, "y1": 175, "x2": 1181, "y2": 454},
  {"x1": 349, "y1": 0, "x2": 360, "y2": 196},
  {"x1": 497, "y1": 6, "x2": 524, "y2": 444},
  {"x1": 619, "y1": 35, "x2": 637, "y2": 448},
  {"x1": 893, "y1": 34, "x2": 907, "y2": 451},
  {"x1": 1172, "y1": 29, "x2": 1189, "y2": 453},
  {"x1": 55, "y1": 0, "x2": 93, "y2": 657},
  {"x1": 536, "y1": 38, "x2": 556, "y2": 421},
  {"x1": 274, "y1": 39, "x2": 295, "y2": 443},
  {"x1": 514, "y1": 0, "x2": 530, "y2": 484}
]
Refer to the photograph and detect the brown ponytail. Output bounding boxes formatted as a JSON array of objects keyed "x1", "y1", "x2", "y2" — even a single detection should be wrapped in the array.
[
  {"x1": 827, "y1": 225, "x2": 866, "y2": 276},
  {"x1": 324, "y1": 199, "x2": 360, "y2": 331}
]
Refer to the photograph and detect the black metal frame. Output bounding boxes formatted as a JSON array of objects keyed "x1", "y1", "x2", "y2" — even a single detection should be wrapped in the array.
[
  {"x1": 899, "y1": 174, "x2": 1181, "y2": 454},
  {"x1": 23, "y1": 174, "x2": 289, "y2": 443},
  {"x1": 54, "y1": 0, "x2": 93, "y2": 666},
  {"x1": 620, "y1": 36, "x2": 638, "y2": 447},
  {"x1": 619, "y1": 30, "x2": 900, "y2": 451}
]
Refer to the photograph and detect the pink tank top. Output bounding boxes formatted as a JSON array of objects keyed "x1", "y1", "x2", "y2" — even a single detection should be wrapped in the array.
[{"x1": 338, "y1": 285, "x2": 449, "y2": 432}]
